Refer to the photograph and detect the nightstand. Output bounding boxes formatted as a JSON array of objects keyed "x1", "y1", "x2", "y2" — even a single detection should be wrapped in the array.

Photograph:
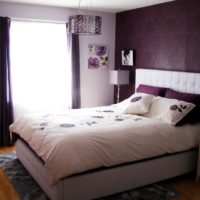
[{"x1": 196, "y1": 138, "x2": 200, "y2": 183}]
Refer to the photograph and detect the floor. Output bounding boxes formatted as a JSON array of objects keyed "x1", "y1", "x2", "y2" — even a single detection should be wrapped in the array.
[
  {"x1": 0, "y1": 146, "x2": 20, "y2": 200},
  {"x1": 169, "y1": 174, "x2": 200, "y2": 200},
  {"x1": 1, "y1": 146, "x2": 200, "y2": 200}
]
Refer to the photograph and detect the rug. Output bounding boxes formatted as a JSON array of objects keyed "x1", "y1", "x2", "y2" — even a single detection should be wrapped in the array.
[{"x1": 0, "y1": 152, "x2": 180, "y2": 200}]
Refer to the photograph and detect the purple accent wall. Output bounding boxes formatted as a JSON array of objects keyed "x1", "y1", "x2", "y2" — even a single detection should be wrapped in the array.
[{"x1": 115, "y1": 0, "x2": 200, "y2": 101}]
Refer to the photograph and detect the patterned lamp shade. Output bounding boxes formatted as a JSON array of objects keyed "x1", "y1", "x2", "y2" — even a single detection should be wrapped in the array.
[{"x1": 68, "y1": 15, "x2": 102, "y2": 35}]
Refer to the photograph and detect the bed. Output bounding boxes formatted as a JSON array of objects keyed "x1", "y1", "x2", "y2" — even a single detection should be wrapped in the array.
[{"x1": 10, "y1": 68, "x2": 200, "y2": 200}]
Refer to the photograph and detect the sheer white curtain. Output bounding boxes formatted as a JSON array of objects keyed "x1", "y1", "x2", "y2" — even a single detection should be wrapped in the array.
[{"x1": 10, "y1": 21, "x2": 71, "y2": 119}]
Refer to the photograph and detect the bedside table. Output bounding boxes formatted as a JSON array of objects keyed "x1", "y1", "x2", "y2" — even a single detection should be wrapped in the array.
[{"x1": 196, "y1": 138, "x2": 200, "y2": 183}]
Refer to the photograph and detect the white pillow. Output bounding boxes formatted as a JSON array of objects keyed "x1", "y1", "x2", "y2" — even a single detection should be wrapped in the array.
[
  {"x1": 122, "y1": 93, "x2": 155, "y2": 114},
  {"x1": 143, "y1": 96, "x2": 195, "y2": 125}
]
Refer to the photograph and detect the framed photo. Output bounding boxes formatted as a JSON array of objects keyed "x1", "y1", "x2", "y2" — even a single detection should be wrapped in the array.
[
  {"x1": 88, "y1": 44, "x2": 109, "y2": 69},
  {"x1": 121, "y1": 50, "x2": 134, "y2": 66}
]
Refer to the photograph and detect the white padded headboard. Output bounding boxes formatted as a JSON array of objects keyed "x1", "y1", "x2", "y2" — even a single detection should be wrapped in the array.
[{"x1": 136, "y1": 69, "x2": 200, "y2": 94}]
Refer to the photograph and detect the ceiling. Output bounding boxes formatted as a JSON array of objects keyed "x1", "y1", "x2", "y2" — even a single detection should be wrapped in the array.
[{"x1": 0, "y1": 0, "x2": 175, "y2": 13}]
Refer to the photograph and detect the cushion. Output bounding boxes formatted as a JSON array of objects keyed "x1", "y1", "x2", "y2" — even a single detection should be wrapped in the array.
[
  {"x1": 143, "y1": 97, "x2": 196, "y2": 126},
  {"x1": 136, "y1": 84, "x2": 167, "y2": 97},
  {"x1": 165, "y1": 89, "x2": 200, "y2": 104},
  {"x1": 122, "y1": 93, "x2": 155, "y2": 115},
  {"x1": 165, "y1": 89, "x2": 200, "y2": 124}
]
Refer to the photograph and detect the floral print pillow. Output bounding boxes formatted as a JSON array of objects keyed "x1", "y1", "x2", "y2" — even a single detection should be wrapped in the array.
[
  {"x1": 122, "y1": 93, "x2": 155, "y2": 114},
  {"x1": 143, "y1": 97, "x2": 196, "y2": 125}
]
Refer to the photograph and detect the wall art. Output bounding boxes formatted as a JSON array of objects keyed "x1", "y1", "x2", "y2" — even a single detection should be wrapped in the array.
[
  {"x1": 121, "y1": 50, "x2": 134, "y2": 66},
  {"x1": 88, "y1": 44, "x2": 109, "y2": 69}
]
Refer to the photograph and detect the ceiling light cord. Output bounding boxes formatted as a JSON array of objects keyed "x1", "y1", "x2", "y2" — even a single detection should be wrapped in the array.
[
  {"x1": 78, "y1": 0, "x2": 93, "y2": 14},
  {"x1": 78, "y1": 0, "x2": 82, "y2": 13},
  {"x1": 78, "y1": 0, "x2": 81, "y2": 8}
]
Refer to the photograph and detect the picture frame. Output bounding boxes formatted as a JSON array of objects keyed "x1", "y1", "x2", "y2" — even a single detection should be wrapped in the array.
[
  {"x1": 88, "y1": 44, "x2": 109, "y2": 69},
  {"x1": 121, "y1": 50, "x2": 134, "y2": 66}
]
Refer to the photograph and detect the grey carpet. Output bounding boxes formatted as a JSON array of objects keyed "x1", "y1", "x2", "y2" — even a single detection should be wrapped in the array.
[{"x1": 0, "y1": 152, "x2": 179, "y2": 200}]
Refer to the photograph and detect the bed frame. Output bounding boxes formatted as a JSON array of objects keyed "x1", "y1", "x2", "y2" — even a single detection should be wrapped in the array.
[{"x1": 15, "y1": 69, "x2": 200, "y2": 200}]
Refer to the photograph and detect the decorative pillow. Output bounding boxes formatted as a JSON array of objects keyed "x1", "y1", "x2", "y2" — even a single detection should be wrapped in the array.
[
  {"x1": 136, "y1": 84, "x2": 167, "y2": 97},
  {"x1": 143, "y1": 97, "x2": 196, "y2": 125},
  {"x1": 165, "y1": 89, "x2": 200, "y2": 124},
  {"x1": 122, "y1": 93, "x2": 155, "y2": 115}
]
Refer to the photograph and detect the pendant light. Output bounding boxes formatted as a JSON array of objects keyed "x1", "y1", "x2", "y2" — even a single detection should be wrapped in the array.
[{"x1": 68, "y1": 0, "x2": 102, "y2": 35}]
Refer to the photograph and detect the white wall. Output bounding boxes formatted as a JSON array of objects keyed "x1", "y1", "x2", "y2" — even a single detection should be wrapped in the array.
[
  {"x1": 79, "y1": 12, "x2": 115, "y2": 107},
  {"x1": 0, "y1": 2, "x2": 116, "y2": 108}
]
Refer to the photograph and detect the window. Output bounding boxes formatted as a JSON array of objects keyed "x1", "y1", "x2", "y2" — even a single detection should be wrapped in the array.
[{"x1": 10, "y1": 21, "x2": 71, "y2": 119}]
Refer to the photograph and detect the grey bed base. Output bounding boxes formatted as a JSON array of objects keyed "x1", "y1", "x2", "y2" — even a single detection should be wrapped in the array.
[{"x1": 16, "y1": 139, "x2": 198, "y2": 200}]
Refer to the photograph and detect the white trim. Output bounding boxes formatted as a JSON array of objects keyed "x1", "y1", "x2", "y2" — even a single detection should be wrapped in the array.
[{"x1": 11, "y1": 18, "x2": 66, "y2": 24}]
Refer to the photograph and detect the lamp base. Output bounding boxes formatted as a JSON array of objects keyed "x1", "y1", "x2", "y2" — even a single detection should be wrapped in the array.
[{"x1": 117, "y1": 85, "x2": 120, "y2": 103}]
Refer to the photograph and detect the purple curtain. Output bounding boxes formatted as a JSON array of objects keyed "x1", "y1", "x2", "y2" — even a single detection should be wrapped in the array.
[
  {"x1": 67, "y1": 33, "x2": 81, "y2": 109},
  {"x1": 0, "y1": 17, "x2": 14, "y2": 146}
]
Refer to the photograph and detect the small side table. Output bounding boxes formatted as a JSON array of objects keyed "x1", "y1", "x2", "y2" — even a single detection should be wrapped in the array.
[{"x1": 196, "y1": 138, "x2": 200, "y2": 183}]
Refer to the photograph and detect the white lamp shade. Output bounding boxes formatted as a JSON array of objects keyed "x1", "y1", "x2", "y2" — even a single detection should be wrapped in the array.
[{"x1": 109, "y1": 70, "x2": 129, "y2": 85}]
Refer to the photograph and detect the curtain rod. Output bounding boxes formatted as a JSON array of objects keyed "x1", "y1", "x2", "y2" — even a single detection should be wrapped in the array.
[{"x1": 11, "y1": 17, "x2": 66, "y2": 24}]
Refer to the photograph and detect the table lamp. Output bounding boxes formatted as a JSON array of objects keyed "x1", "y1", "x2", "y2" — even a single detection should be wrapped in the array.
[{"x1": 109, "y1": 70, "x2": 129, "y2": 103}]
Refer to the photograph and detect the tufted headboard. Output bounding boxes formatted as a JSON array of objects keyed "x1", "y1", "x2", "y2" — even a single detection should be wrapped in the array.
[{"x1": 135, "y1": 69, "x2": 200, "y2": 94}]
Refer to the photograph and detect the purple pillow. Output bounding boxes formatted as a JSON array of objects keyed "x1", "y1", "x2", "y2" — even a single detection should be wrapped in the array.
[
  {"x1": 165, "y1": 89, "x2": 200, "y2": 124},
  {"x1": 136, "y1": 84, "x2": 167, "y2": 97},
  {"x1": 165, "y1": 89, "x2": 200, "y2": 104}
]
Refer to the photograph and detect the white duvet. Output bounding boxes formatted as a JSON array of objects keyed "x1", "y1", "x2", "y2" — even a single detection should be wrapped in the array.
[{"x1": 9, "y1": 105, "x2": 200, "y2": 185}]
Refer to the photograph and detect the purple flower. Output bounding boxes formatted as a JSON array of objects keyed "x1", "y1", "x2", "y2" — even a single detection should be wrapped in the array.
[
  {"x1": 134, "y1": 118, "x2": 142, "y2": 121},
  {"x1": 95, "y1": 46, "x2": 107, "y2": 56},
  {"x1": 170, "y1": 105, "x2": 178, "y2": 111},
  {"x1": 40, "y1": 122, "x2": 48, "y2": 126},
  {"x1": 131, "y1": 96, "x2": 142, "y2": 102},
  {"x1": 115, "y1": 118, "x2": 123, "y2": 121},
  {"x1": 115, "y1": 115, "x2": 123, "y2": 121},
  {"x1": 91, "y1": 116, "x2": 104, "y2": 119},
  {"x1": 60, "y1": 123, "x2": 75, "y2": 128},
  {"x1": 103, "y1": 110, "x2": 114, "y2": 113},
  {"x1": 95, "y1": 110, "x2": 114, "y2": 113},
  {"x1": 86, "y1": 121, "x2": 98, "y2": 126},
  {"x1": 88, "y1": 57, "x2": 100, "y2": 69}
]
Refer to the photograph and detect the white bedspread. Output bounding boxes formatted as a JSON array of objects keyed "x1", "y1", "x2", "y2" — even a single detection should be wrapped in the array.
[{"x1": 9, "y1": 105, "x2": 200, "y2": 185}]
